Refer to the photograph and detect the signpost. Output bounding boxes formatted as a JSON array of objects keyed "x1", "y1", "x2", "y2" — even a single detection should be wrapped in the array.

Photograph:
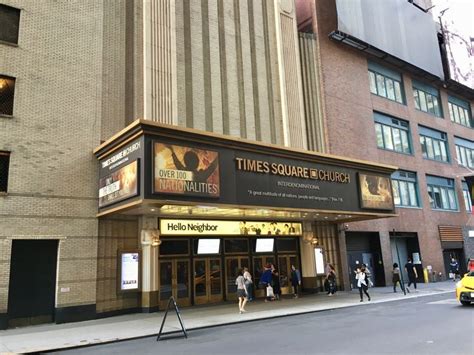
[{"x1": 156, "y1": 296, "x2": 188, "y2": 341}]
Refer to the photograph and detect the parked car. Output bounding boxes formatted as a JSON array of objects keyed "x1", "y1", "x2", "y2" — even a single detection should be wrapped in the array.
[{"x1": 456, "y1": 271, "x2": 474, "y2": 306}]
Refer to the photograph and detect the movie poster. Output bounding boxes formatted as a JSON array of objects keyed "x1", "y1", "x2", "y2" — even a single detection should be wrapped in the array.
[
  {"x1": 99, "y1": 160, "x2": 138, "y2": 207},
  {"x1": 154, "y1": 143, "x2": 220, "y2": 197},
  {"x1": 359, "y1": 173, "x2": 394, "y2": 210}
]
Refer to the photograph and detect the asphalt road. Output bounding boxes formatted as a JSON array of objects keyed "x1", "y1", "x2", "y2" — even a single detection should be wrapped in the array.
[{"x1": 49, "y1": 293, "x2": 473, "y2": 355}]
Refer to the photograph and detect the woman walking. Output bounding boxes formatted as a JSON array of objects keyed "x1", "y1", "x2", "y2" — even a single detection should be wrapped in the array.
[
  {"x1": 355, "y1": 266, "x2": 371, "y2": 302},
  {"x1": 235, "y1": 269, "x2": 248, "y2": 314},
  {"x1": 392, "y1": 263, "x2": 404, "y2": 293},
  {"x1": 326, "y1": 264, "x2": 337, "y2": 296},
  {"x1": 243, "y1": 267, "x2": 253, "y2": 301}
]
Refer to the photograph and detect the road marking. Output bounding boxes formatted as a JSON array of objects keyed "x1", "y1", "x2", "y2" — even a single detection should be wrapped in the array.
[{"x1": 426, "y1": 299, "x2": 459, "y2": 305}]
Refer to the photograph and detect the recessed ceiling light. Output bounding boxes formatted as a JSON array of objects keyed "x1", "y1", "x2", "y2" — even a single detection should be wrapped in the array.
[{"x1": 150, "y1": 208, "x2": 156, "y2": 212}]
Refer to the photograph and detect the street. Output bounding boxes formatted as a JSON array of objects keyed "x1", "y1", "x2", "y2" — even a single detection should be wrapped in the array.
[{"x1": 49, "y1": 293, "x2": 473, "y2": 355}]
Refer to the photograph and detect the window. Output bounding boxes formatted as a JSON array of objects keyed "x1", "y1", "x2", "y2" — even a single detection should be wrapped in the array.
[
  {"x1": 462, "y1": 181, "x2": 472, "y2": 213},
  {"x1": 0, "y1": 151, "x2": 10, "y2": 193},
  {"x1": 374, "y1": 112, "x2": 411, "y2": 154},
  {"x1": 413, "y1": 80, "x2": 442, "y2": 117},
  {"x1": 454, "y1": 137, "x2": 474, "y2": 169},
  {"x1": 0, "y1": 4, "x2": 20, "y2": 45},
  {"x1": 419, "y1": 126, "x2": 449, "y2": 163},
  {"x1": 0, "y1": 75, "x2": 16, "y2": 116},
  {"x1": 391, "y1": 170, "x2": 419, "y2": 207},
  {"x1": 448, "y1": 95, "x2": 472, "y2": 128},
  {"x1": 426, "y1": 175, "x2": 458, "y2": 211},
  {"x1": 368, "y1": 61, "x2": 404, "y2": 104}
]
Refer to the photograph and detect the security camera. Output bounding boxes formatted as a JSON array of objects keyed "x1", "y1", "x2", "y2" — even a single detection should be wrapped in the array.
[{"x1": 343, "y1": 224, "x2": 349, "y2": 231}]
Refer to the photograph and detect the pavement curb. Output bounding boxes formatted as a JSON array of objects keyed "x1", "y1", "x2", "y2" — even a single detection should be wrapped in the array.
[{"x1": 42, "y1": 289, "x2": 455, "y2": 354}]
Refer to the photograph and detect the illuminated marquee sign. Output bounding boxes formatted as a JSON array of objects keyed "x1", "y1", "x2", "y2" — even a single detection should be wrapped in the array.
[
  {"x1": 99, "y1": 160, "x2": 138, "y2": 207},
  {"x1": 358, "y1": 173, "x2": 394, "y2": 210},
  {"x1": 160, "y1": 219, "x2": 302, "y2": 236},
  {"x1": 154, "y1": 143, "x2": 220, "y2": 197}
]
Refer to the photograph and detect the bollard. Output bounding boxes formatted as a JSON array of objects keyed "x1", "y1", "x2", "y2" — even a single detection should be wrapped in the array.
[{"x1": 423, "y1": 268, "x2": 429, "y2": 283}]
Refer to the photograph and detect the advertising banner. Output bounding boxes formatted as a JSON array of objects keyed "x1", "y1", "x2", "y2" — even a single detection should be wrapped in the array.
[
  {"x1": 358, "y1": 173, "x2": 394, "y2": 210},
  {"x1": 160, "y1": 219, "x2": 302, "y2": 236},
  {"x1": 99, "y1": 160, "x2": 138, "y2": 207},
  {"x1": 120, "y1": 252, "x2": 140, "y2": 291},
  {"x1": 154, "y1": 143, "x2": 220, "y2": 197}
]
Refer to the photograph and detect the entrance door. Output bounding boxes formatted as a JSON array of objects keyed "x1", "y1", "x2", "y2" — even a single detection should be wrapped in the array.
[
  {"x1": 252, "y1": 255, "x2": 275, "y2": 298},
  {"x1": 159, "y1": 259, "x2": 191, "y2": 309},
  {"x1": 8, "y1": 240, "x2": 58, "y2": 327},
  {"x1": 278, "y1": 255, "x2": 298, "y2": 295},
  {"x1": 193, "y1": 258, "x2": 223, "y2": 305},
  {"x1": 225, "y1": 256, "x2": 249, "y2": 301}
]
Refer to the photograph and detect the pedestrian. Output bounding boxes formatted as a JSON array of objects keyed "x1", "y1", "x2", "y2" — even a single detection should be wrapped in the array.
[
  {"x1": 260, "y1": 264, "x2": 273, "y2": 302},
  {"x1": 404, "y1": 257, "x2": 418, "y2": 292},
  {"x1": 272, "y1": 269, "x2": 281, "y2": 300},
  {"x1": 243, "y1": 267, "x2": 253, "y2": 301},
  {"x1": 355, "y1": 266, "x2": 371, "y2": 302},
  {"x1": 362, "y1": 263, "x2": 374, "y2": 287},
  {"x1": 392, "y1": 263, "x2": 404, "y2": 293},
  {"x1": 325, "y1": 264, "x2": 337, "y2": 296},
  {"x1": 449, "y1": 258, "x2": 459, "y2": 281},
  {"x1": 290, "y1": 265, "x2": 301, "y2": 298},
  {"x1": 235, "y1": 269, "x2": 248, "y2": 314},
  {"x1": 468, "y1": 258, "x2": 474, "y2": 272}
]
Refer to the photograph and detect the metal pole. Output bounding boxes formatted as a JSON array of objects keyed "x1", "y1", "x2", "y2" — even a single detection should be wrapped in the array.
[{"x1": 393, "y1": 229, "x2": 406, "y2": 295}]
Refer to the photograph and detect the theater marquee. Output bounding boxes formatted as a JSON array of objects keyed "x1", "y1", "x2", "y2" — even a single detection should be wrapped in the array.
[{"x1": 153, "y1": 143, "x2": 220, "y2": 197}]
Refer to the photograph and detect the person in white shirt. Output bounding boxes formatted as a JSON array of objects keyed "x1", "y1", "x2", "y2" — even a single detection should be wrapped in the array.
[{"x1": 355, "y1": 266, "x2": 371, "y2": 302}]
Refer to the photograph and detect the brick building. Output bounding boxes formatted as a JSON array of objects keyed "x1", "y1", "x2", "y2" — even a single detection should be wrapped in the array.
[{"x1": 0, "y1": 0, "x2": 472, "y2": 330}]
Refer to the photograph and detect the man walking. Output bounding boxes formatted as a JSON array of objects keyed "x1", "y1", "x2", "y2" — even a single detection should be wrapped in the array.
[{"x1": 405, "y1": 257, "x2": 418, "y2": 292}]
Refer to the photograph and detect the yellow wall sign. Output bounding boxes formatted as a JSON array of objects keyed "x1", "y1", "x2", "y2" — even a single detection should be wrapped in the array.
[{"x1": 160, "y1": 219, "x2": 302, "y2": 236}]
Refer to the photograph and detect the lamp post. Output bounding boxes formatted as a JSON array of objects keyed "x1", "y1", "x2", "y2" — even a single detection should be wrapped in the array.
[{"x1": 393, "y1": 229, "x2": 407, "y2": 295}]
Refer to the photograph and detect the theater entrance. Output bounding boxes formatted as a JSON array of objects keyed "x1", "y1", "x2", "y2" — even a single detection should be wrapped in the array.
[
  {"x1": 277, "y1": 254, "x2": 299, "y2": 294},
  {"x1": 225, "y1": 256, "x2": 249, "y2": 301},
  {"x1": 193, "y1": 257, "x2": 223, "y2": 305},
  {"x1": 159, "y1": 259, "x2": 191, "y2": 309}
]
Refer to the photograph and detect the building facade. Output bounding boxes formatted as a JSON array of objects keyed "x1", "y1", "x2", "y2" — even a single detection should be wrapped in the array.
[
  {"x1": 296, "y1": 0, "x2": 474, "y2": 287},
  {"x1": 0, "y1": 0, "x2": 472, "y2": 330}
]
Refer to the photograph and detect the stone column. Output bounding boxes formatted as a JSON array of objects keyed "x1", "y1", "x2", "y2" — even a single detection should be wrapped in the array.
[
  {"x1": 300, "y1": 221, "x2": 317, "y2": 291},
  {"x1": 139, "y1": 216, "x2": 159, "y2": 312}
]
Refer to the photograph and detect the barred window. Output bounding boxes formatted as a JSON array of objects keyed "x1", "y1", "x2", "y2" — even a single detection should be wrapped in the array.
[
  {"x1": 448, "y1": 95, "x2": 472, "y2": 128},
  {"x1": 455, "y1": 137, "x2": 474, "y2": 169},
  {"x1": 413, "y1": 80, "x2": 442, "y2": 117},
  {"x1": 419, "y1": 125, "x2": 449, "y2": 163},
  {"x1": 391, "y1": 170, "x2": 419, "y2": 207},
  {"x1": 0, "y1": 151, "x2": 10, "y2": 193},
  {"x1": 426, "y1": 175, "x2": 458, "y2": 211},
  {"x1": 0, "y1": 4, "x2": 20, "y2": 45},
  {"x1": 0, "y1": 75, "x2": 15, "y2": 116},
  {"x1": 374, "y1": 112, "x2": 411, "y2": 154},
  {"x1": 368, "y1": 61, "x2": 404, "y2": 104}
]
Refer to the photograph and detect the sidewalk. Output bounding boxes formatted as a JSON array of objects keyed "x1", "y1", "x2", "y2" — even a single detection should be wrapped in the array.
[{"x1": 0, "y1": 281, "x2": 455, "y2": 354}]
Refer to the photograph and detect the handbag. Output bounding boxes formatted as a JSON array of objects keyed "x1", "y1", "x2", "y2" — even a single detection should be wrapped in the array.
[{"x1": 266, "y1": 285, "x2": 275, "y2": 298}]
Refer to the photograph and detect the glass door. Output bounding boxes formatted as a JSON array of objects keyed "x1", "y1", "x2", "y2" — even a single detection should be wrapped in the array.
[
  {"x1": 278, "y1": 255, "x2": 298, "y2": 295},
  {"x1": 193, "y1": 258, "x2": 223, "y2": 305},
  {"x1": 225, "y1": 256, "x2": 249, "y2": 301},
  {"x1": 252, "y1": 255, "x2": 274, "y2": 298},
  {"x1": 159, "y1": 259, "x2": 191, "y2": 309}
]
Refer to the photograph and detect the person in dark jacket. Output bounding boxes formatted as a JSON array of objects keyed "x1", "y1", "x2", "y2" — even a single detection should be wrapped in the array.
[
  {"x1": 272, "y1": 269, "x2": 281, "y2": 300},
  {"x1": 325, "y1": 264, "x2": 337, "y2": 296},
  {"x1": 290, "y1": 265, "x2": 301, "y2": 298},
  {"x1": 392, "y1": 263, "x2": 404, "y2": 293}
]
